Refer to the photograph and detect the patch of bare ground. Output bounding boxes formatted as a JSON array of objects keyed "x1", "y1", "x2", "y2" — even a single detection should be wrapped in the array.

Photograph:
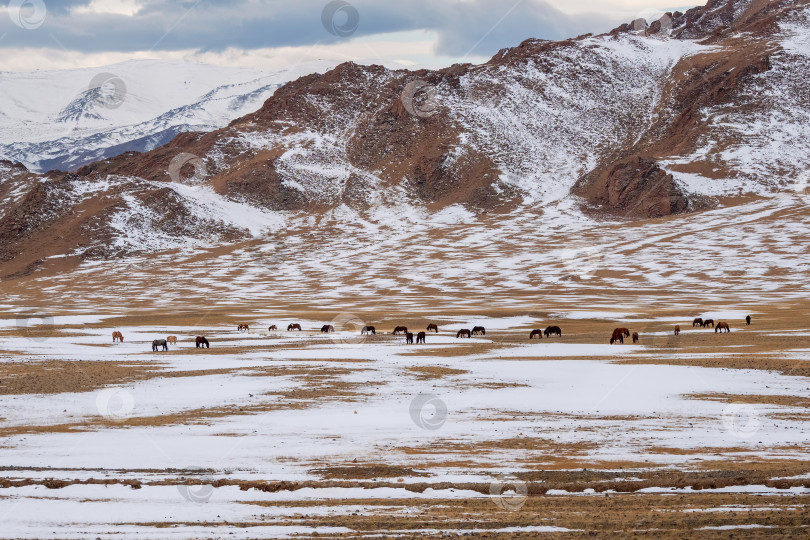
[
  {"x1": 688, "y1": 393, "x2": 810, "y2": 408},
  {"x1": 406, "y1": 365, "x2": 468, "y2": 380},
  {"x1": 0, "y1": 360, "x2": 161, "y2": 395},
  {"x1": 311, "y1": 464, "x2": 431, "y2": 479},
  {"x1": 617, "y1": 355, "x2": 810, "y2": 378}
]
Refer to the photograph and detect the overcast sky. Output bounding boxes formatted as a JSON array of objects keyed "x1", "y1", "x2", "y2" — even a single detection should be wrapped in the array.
[{"x1": 0, "y1": 0, "x2": 699, "y2": 71}]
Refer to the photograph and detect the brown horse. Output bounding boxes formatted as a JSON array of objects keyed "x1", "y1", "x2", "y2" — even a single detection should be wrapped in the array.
[
  {"x1": 746, "y1": 315, "x2": 751, "y2": 325},
  {"x1": 427, "y1": 323, "x2": 439, "y2": 333},
  {"x1": 112, "y1": 331, "x2": 124, "y2": 343},
  {"x1": 610, "y1": 328, "x2": 625, "y2": 344},
  {"x1": 238, "y1": 324, "x2": 249, "y2": 332},
  {"x1": 692, "y1": 318, "x2": 703, "y2": 327},
  {"x1": 702, "y1": 319, "x2": 715, "y2": 328},
  {"x1": 471, "y1": 326, "x2": 486, "y2": 336},
  {"x1": 405, "y1": 332, "x2": 414, "y2": 344},
  {"x1": 167, "y1": 336, "x2": 178, "y2": 345},
  {"x1": 195, "y1": 336, "x2": 210, "y2": 348},
  {"x1": 321, "y1": 324, "x2": 335, "y2": 333},
  {"x1": 361, "y1": 326, "x2": 376, "y2": 335},
  {"x1": 268, "y1": 325, "x2": 277, "y2": 331},
  {"x1": 287, "y1": 323, "x2": 302, "y2": 331},
  {"x1": 393, "y1": 326, "x2": 408, "y2": 335},
  {"x1": 456, "y1": 329, "x2": 471, "y2": 338},
  {"x1": 617, "y1": 328, "x2": 630, "y2": 338},
  {"x1": 544, "y1": 326, "x2": 562, "y2": 338},
  {"x1": 632, "y1": 332, "x2": 639, "y2": 344},
  {"x1": 416, "y1": 332, "x2": 426, "y2": 344},
  {"x1": 530, "y1": 329, "x2": 543, "y2": 339},
  {"x1": 674, "y1": 325, "x2": 681, "y2": 336},
  {"x1": 715, "y1": 322, "x2": 730, "y2": 333}
]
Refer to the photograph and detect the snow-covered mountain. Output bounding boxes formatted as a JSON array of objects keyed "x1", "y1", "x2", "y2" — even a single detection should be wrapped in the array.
[{"x1": 0, "y1": 59, "x2": 340, "y2": 172}]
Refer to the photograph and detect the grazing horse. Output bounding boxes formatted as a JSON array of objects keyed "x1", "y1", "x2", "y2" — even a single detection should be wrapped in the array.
[
  {"x1": 746, "y1": 315, "x2": 751, "y2": 326},
  {"x1": 702, "y1": 319, "x2": 715, "y2": 328},
  {"x1": 152, "y1": 339, "x2": 168, "y2": 352},
  {"x1": 167, "y1": 336, "x2": 178, "y2": 345},
  {"x1": 195, "y1": 336, "x2": 210, "y2": 348},
  {"x1": 674, "y1": 325, "x2": 681, "y2": 335},
  {"x1": 287, "y1": 323, "x2": 302, "y2": 331},
  {"x1": 321, "y1": 324, "x2": 335, "y2": 333},
  {"x1": 238, "y1": 324, "x2": 249, "y2": 332},
  {"x1": 471, "y1": 326, "x2": 486, "y2": 336},
  {"x1": 616, "y1": 328, "x2": 630, "y2": 338},
  {"x1": 268, "y1": 325, "x2": 277, "y2": 331},
  {"x1": 393, "y1": 326, "x2": 408, "y2": 335},
  {"x1": 632, "y1": 332, "x2": 639, "y2": 344},
  {"x1": 405, "y1": 332, "x2": 414, "y2": 344},
  {"x1": 112, "y1": 331, "x2": 124, "y2": 343},
  {"x1": 544, "y1": 326, "x2": 562, "y2": 338},
  {"x1": 457, "y1": 329, "x2": 471, "y2": 338},
  {"x1": 530, "y1": 329, "x2": 543, "y2": 339},
  {"x1": 715, "y1": 322, "x2": 730, "y2": 333},
  {"x1": 427, "y1": 323, "x2": 439, "y2": 333},
  {"x1": 416, "y1": 332, "x2": 426, "y2": 344},
  {"x1": 610, "y1": 328, "x2": 624, "y2": 345},
  {"x1": 361, "y1": 326, "x2": 376, "y2": 335},
  {"x1": 692, "y1": 318, "x2": 703, "y2": 327}
]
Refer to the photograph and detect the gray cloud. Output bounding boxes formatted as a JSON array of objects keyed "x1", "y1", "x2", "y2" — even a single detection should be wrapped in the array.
[{"x1": 0, "y1": 0, "x2": 618, "y2": 57}]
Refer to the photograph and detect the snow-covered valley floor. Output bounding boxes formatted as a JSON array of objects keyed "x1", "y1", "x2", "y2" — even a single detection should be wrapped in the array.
[{"x1": 0, "y1": 196, "x2": 808, "y2": 537}]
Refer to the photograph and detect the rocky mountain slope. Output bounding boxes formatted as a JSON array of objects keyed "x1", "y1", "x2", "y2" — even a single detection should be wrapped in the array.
[{"x1": 1, "y1": 0, "x2": 809, "y2": 279}]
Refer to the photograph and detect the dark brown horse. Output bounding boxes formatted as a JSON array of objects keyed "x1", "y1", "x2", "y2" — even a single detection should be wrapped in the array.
[
  {"x1": 405, "y1": 332, "x2": 414, "y2": 344},
  {"x1": 416, "y1": 332, "x2": 426, "y2": 344},
  {"x1": 456, "y1": 329, "x2": 471, "y2": 338},
  {"x1": 530, "y1": 329, "x2": 543, "y2": 339},
  {"x1": 674, "y1": 325, "x2": 681, "y2": 335},
  {"x1": 617, "y1": 328, "x2": 630, "y2": 338},
  {"x1": 238, "y1": 324, "x2": 249, "y2": 332},
  {"x1": 112, "y1": 331, "x2": 124, "y2": 343},
  {"x1": 393, "y1": 326, "x2": 408, "y2": 335},
  {"x1": 195, "y1": 336, "x2": 210, "y2": 348},
  {"x1": 715, "y1": 322, "x2": 730, "y2": 333},
  {"x1": 693, "y1": 318, "x2": 703, "y2": 327},
  {"x1": 746, "y1": 315, "x2": 751, "y2": 325},
  {"x1": 471, "y1": 326, "x2": 486, "y2": 336},
  {"x1": 544, "y1": 326, "x2": 562, "y2": 338},
  {"x1": 287, "y1": 323, "x2": 302, "y2": 331},
  {"x1": 321, "y1": 324, "x2": 335, "y2": 333},
  {"x1": 268, "y1": 325, "x2": 277, "y2": 331},
  {"x1": 361, "y1": 326, "x2": 376, "y2": 335},
  {"x1": 702, "y1": 319, "x2": 715, "y2": 328},
  {"x1": 632, "y1": 332, "x2": 639, "y2": 344},
  {"x1": 427, "y1": 323, "x2": 439, "y2": 333},
  {"x1": 610, "y1": 328, "x2": 624, "y2": 344}
]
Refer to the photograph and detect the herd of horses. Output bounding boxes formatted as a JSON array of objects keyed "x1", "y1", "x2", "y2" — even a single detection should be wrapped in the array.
[{"x1": 114, "y1": 314, "x2": 751, "y2": 352}]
